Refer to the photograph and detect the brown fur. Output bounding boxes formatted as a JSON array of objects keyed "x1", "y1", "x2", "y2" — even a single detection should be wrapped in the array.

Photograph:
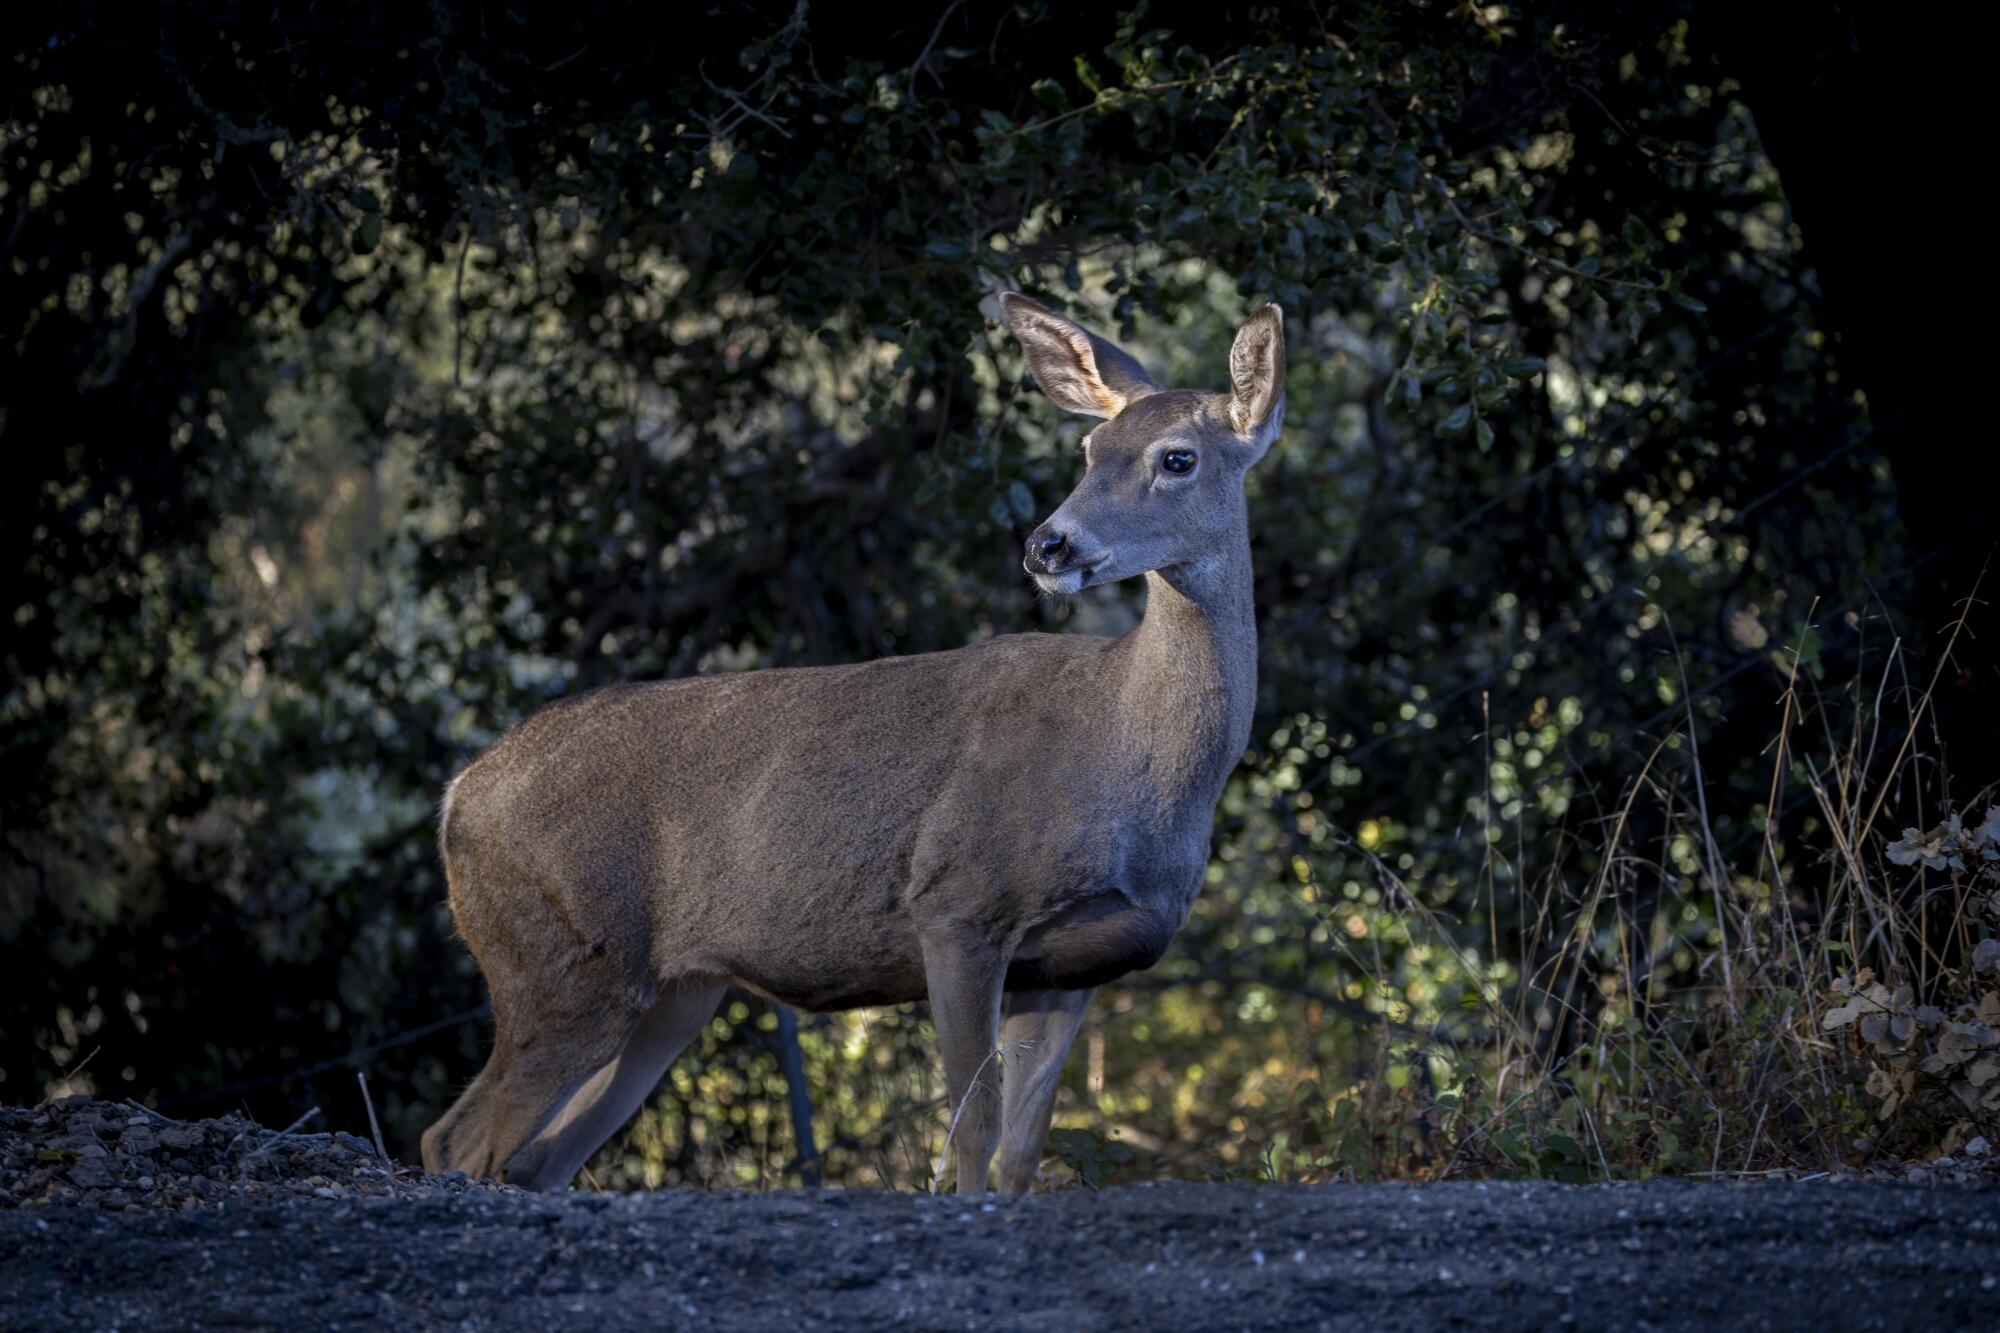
[{"x1": 422, "y1": 294, "x2": 1286, "y2": 1193}]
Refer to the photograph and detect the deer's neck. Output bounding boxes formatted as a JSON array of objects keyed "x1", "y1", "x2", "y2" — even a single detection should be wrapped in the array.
[{"x1": 1113, "y1": 524, "x2": 1258, "y2": 818}]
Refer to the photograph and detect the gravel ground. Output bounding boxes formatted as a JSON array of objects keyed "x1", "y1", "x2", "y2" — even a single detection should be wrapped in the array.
[
  {"x1": 0, "y1": 1096, "x2": 514, "y2": 1211},
  {"x1": 3, "y1": 1099, "x2": 1996, "y2": 1330}
]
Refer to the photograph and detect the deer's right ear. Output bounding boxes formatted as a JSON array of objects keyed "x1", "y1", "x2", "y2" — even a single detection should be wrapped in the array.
[{"x1": 997, "y1": 293, "x2": 1160, "y2": 418}]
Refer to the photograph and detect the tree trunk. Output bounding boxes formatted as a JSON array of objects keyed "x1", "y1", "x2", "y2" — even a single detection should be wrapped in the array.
[
  {"x1": 1715, "y1": 5, "x2": 1997, "y2": 797},
  {"x1": 774, "y1": 1005, "x2": 822, "y2": 1187}
]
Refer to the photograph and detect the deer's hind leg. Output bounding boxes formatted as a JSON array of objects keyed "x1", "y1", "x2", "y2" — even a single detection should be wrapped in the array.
[
  {"x1": 500, "y1": 977, "x2": 724, "y2": 1190},
  {"x1": 419, "y1": 980, "x2": 637, "y2": 1188},
  {"x1": 420, "y1": 848, "x2": 713, "y2": 1189},
  {"x1": 423, "y1": 976, "x2": 722, "y2": 1191}
]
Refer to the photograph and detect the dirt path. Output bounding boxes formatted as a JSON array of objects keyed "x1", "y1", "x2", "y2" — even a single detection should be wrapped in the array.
[{"x1": 3, "y1": 1176, "x2": 1994, "y2": 1331}]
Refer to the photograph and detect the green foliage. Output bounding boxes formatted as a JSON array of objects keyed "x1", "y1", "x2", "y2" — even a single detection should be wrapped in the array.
[
  {"x1": 0, "y1": 3, "x2": 1977, "y2": 1187},
  {"x1": 1046, "y1": 1127, "x2": 1135, "y2": 1189}
]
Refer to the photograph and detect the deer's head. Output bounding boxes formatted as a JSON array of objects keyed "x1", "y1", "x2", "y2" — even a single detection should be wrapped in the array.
[{"x1": 1000, "y1": 293, "x2": 1285, "y2": 596}]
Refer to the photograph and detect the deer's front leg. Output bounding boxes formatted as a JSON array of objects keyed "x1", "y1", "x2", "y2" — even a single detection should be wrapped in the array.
[
  {"x1": 921, "y1": 934, "x2": 1006, "y2": 1193},
  {"x1": 996, "y1": 986, "x2": 1094, "y2": 1194}
]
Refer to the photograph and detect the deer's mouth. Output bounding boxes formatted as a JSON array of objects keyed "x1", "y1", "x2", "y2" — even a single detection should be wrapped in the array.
[
  {"x1": 1030, "y1": 555, "x2": 1110, "y2": 596},
  {"x1": 1032, "y1": 569, "x2": 1084, "y2": 596}
]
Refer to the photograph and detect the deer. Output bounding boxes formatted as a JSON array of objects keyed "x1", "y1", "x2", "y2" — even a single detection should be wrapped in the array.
[{"x1": 420, "y1": 292, "x2": 1285, "y2": 1194}]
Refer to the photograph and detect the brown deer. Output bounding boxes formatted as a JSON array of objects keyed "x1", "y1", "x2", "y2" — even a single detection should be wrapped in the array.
[{"x1": 421, "y1": 293, "x2": 1285, "y2": 1193}]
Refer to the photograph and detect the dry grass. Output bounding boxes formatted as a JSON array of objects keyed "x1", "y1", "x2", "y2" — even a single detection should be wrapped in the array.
[{"x1": 1290, "y1": 608, "x2": 2000, "y2": 1183}]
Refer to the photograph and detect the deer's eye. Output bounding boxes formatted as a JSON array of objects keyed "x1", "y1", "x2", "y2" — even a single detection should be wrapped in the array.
[{"x1": 1161, "y1": 448, "x2": 1197, "y2": 475}]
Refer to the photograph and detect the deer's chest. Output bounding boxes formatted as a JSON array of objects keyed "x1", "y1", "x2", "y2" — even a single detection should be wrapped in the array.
[{"x1": 1049, "y1": 808, "x2": 1209, "y2": 921}]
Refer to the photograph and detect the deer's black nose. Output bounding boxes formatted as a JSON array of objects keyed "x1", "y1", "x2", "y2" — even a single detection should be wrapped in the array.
[{"x1": 1036, "y1": 531, "x2": 1068, "y2": 564}]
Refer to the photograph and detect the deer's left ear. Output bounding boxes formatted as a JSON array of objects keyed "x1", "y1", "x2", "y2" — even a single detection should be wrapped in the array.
[
  {"x1": 1228, "y1": 303, "x2": 1286, "y2": 457},
  {"x1": 998, "y1": 292, "x2": 1160, "y2": 418}
]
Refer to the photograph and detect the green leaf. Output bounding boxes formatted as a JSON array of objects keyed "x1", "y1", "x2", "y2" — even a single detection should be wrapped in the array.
[
  {"x1": 1671, "y1": 291, "x2": 1709, "y2": 315},
  {"x1": 1475, "y1": 417, "x2": 1495, "y2": 450},
  {"x1": 1439, "y1": 404, "x2": 1472, "y2": 436},
  {"x1": 1046, "y1": 1127, "x2": 1129, "y2": 1188},
  {"x1": 1788, "y1": 623, "x2": 1824, "y2": 679},
  {"x1": 1503, "y1": 357, "x2": 1546, "y2": 378},
  {"x1": 1006, "y1": 479, "x2": 1036, "y2": 520},
  {"x1": 351, "y1": 213, "x2": 382, "y2": 255},
  {"x1": 348, "y1": 187, "x2": 381, "y2": 214},
  {"x1": 1030, "y1": 78, "x2": 1070, "y2": 110}
]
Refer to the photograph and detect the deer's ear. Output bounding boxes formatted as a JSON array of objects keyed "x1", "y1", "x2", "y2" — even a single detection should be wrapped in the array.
[
  {"x1": 998, "y1": 293, "x2": 1160, "y2": 418},
  {"x1": 1228, "y1": 303, "x2": 1286, "y2": 456}
]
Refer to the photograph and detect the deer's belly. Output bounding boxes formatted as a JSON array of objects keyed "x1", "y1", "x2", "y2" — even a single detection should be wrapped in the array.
[{"x1": 726, "y1": 963, "x2": 931, "y2": 1013}]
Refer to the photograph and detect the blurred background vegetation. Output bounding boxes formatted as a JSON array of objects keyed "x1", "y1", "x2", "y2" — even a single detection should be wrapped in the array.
[{"x1": 4, "y1": 1, "x2": 1995, "y2": 1188}]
